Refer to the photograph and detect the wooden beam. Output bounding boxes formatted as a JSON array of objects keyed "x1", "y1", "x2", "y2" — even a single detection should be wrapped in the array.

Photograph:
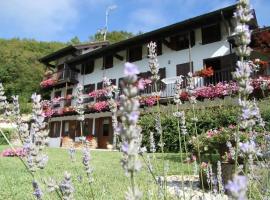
[
  {"x1": 114, "y1": 54, "x2": 124, "y2": 61},
  {"x1": 45, "y1": 62, "x2": 56, "y2": 68},
  {"x1": 162, "y1": 39, "x2": 174, "y2": 50}
]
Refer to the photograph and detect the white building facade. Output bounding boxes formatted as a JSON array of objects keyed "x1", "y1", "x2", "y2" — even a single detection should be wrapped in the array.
[{"x1": 40, "y1": 4, "x2": 258, "y2": 148}]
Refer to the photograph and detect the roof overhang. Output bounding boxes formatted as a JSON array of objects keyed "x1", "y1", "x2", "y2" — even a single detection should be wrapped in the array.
[{"x1": 67, "y1": 4, "x2": 246, "y2": 65}]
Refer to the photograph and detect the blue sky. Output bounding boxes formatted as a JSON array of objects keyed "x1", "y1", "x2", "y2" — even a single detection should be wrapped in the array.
[{"x1": 0, "y1": 0, "x2": 269, "y2": 42}]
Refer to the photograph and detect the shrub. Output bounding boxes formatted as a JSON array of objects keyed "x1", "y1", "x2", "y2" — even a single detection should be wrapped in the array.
[
  {"x1": 139, "y1": 99, "x2": 270, "y2": 153},
  {"x1": 0, "y1": 128, "x2": 17, "y2": 145}
]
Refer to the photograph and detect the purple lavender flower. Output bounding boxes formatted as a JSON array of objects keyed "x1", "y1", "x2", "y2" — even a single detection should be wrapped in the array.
[
  {"x1": 124, "y1": 62, "x2": 139, "y2": 76},
  {"x1": 32, "y1": 180, "x2": 43, "y2": 200},
  {"x1": 225, "y1": 175, "x2": 248, "y2": 200},
  {"x1": 239, "y1": 140, "x2": 256, "y2": 155},
  {"x1": 121, "y1": 142, "x2": 129, "y2": 154},
  {"x1": 128, "y1": 111, "x2": 139, "y2": 124}
]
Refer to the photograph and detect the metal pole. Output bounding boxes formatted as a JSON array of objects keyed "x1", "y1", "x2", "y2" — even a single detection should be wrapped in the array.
[
  {"x1": 188, "y1": 31, "x2": 192, "y2": 72},
  {"x1": 59, "y1": 120, "x2": 63, "y2": 147}
]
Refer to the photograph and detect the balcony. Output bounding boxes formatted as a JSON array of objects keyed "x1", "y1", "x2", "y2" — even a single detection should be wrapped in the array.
[{"x1": 40, "y1": 68, "x2": 78, "y2": 89}]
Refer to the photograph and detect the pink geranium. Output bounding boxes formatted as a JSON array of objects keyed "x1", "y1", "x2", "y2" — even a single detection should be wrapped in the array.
[
  {"x1": 92, "y1": 101, "x2": 109, "y2": 112},
  {"x1": 1, "y1": 148, "x2": 27, "y2": 157},
  {"x1": 40, "y1": 78, "x2": 56, "y2": 88},
  {"x1": 89, "y1": 89, "x2": 108, "y2": 98}
]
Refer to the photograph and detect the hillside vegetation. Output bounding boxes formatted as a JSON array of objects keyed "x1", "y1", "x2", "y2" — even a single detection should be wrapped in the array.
[{"x1": 0, "y1": 32, "x2": 134, "y2": 113}]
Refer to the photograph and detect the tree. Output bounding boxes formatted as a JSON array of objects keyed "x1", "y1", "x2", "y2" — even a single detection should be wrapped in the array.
[
  {"x1": 68, "y1": 36, "x2": 81, "y2": 45},
  {"x1": 89, "y1": 31, "x2": 134, "y2": 43},
  {"x1": 0, "y1": 38, "x2": 65, "y2": 112}
]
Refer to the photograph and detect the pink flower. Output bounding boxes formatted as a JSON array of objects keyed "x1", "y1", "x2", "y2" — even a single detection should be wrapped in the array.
[
  {"x1": 1, "y1": 148, "x2": 27, "y2": 157},
  {"x1": 206, "y1": 129, "x2": 218, "y2": 138},
  {"x1": 89, "y1": 89, "x2": 107, "y2": 98},
  {"x1": 92, "y1": 101, "x2": 109, "y2": 112}
]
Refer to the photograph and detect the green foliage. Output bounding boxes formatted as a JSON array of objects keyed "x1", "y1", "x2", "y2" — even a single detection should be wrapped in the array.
[
  {"x1": 68, "y1": 36, "x2": 81, "y2": 45},
  {"x1": 0, "y1": 146, "x2": 188, "y2": 199},
  {"x1": 0, "y1": 128, "x2": 16, "y2": 145},
  {"x1": 89, "y1": 31, "x2": 134, "y2": 43},
  {"x1": 0, "y1": 38, "x2": 65, "y2": 113},
  {"x1": 139, "y1": 99, "x2": 270, "y2": 153}
]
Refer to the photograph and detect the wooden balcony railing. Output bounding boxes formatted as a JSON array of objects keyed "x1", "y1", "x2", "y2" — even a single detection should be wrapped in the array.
[{"x1": 41, "y1": 68, "x2": 78, "y2": 89}]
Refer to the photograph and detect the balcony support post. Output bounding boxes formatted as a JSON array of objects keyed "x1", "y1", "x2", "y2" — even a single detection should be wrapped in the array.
[{"x1": 59, "y1": 120, "x2": 63, "y2": 147}]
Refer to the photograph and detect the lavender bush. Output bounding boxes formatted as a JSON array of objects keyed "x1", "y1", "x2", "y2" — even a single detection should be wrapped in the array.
[{"x1": 0, "y1": 0, "x2": 269, "y2": 199}]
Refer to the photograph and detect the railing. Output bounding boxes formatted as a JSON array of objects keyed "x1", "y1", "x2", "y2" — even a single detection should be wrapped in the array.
[
  {"x1": 41, "y1": 68, "x2": 78, "y2": 88},
  {"x1": 137, "y1": 67, "x2": 236, "y2": 98}
]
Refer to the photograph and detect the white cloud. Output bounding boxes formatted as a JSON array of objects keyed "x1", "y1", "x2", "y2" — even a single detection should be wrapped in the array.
[
  {"x1": 127, "y1": 8, "x2": 167, "y2": 33},
  {"x1": 0, "y1": 0, "x2": 79, "y2": 41}
]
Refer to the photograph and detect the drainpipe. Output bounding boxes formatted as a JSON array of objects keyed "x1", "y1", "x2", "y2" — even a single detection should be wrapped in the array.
[
  {"x1": 92, "y1": 118, "x2": 95, "y2": 136},
  {"x1": 60, "y1": 120, "x2": 63, "y2": 147},
  {"x1": 188, "y1": 31, "x2": 192, "y2": 72}
]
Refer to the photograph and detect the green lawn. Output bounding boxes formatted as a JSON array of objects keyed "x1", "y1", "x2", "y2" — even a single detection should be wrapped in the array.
[{"x1": 0, "y1": 145, "x2": 190, "y2": 200}]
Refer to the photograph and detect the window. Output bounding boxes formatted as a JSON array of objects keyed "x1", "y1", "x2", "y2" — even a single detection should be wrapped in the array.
[
  {"x1": 128, "y1": 46, "x2": 142, "y2": 62},
  {"x1": 83, "y1": 84, "x2": 95, "y2": 103},
  {"x1": 103, "y1": 55, "x2": 113, "y2": 69},
  {"x1": 176, "y1": 62, "x2": 193, "y2": 87},
  {"x1": 103, "y1": 118, "x2": 110, "y2": 136},
  {"x1": 84, "y1": 84, "x2": 95, "y2": 94},
  {"x1": 176, "y1": 62, "x2": 193, "y2": 76},
  {"x1": 170, "y1": 31, "x2": 195, "y2": 51},
  {"x1": 65, "y1": 88, "x2": 73, "y2": 107},
  {"x1": 97, "y1": 81, "x2": 103, "y2": 90},
  {"x1": 201, "y1": 23, "x2": 221, "y2": 45},
  {"x1": 49, "y1": 122, "x2": 61, "y2": 138},
  {"x1": 204, "y1": 57, "x2": 221, "y2": 71},
  {"x1": 156, "y1": 41, "x2": 163, "y2": 56},
  {"x1": 54, "y1": 91, "x2": 62, "y2": 98},
  {"x1": 62, "y1": 121, "x2": 69, "y2": 137},
  {"x1": 81, "y1": 60, "x2": 94, "y2": 75}
]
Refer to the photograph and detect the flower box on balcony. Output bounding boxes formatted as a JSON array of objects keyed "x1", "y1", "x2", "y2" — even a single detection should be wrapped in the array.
[{"x1": 195, "y1": 67, "x2": 214, "y2": 78}]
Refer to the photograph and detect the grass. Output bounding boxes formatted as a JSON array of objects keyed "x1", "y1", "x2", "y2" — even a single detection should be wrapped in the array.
[{"x1": 0, "y1": 145, "x2": 191, "y2": 200}]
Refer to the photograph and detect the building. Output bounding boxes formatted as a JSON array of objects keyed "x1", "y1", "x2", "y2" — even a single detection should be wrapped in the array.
[{"x1": 39, "y1": 4, "x2": 260, "y2": 148}]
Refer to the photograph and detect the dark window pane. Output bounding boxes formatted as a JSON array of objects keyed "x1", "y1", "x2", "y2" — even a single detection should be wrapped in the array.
[
  {"x1": 176, "y1": 62, "x2": 193, "y2": 76},
  {"x1": 103, "y1": 55, "x2": 113, "y2": 69},
  {"x1": 103, "y1": 118, "x2": 110, "y2": 136},
  {"x1": 128, "y1": 46, "x2": 142, "y2": 62},
  {"x1": 170, "y1": 33, "x2": 190, "y2": 50},
  {"x1": 202, "y1": 23, "x2": 221, "y2": 45},
  {"x1": 54, "y1": 91, "x2": 62, "y2": 98},
  {"x1": 81, "y1": 60, "x2": 94, "y2": 75},
  {"x1": 84, "y1": 84, "x2": 95, "y2": 94}
]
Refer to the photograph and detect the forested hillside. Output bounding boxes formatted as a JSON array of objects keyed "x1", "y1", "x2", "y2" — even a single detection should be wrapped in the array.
[{"x1": 0, "y1": 38, "x2": 65, "y2": 112}]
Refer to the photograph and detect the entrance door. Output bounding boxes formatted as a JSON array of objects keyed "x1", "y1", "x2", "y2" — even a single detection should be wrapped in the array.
[
  {"x1": 96, "y1": 117, "x2": 112, "y2": 148},
  {"x1": 69, "y1": 121, "x2": 77, "y2": 140}
]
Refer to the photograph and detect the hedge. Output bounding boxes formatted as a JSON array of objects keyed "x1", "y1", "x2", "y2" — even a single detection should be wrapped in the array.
[
  {"x1": 0, "y1": 128, "x2": 17, "y2": 145},
  {"x1": 139, "y1": 98, "x2": 270, "y2": 153}
]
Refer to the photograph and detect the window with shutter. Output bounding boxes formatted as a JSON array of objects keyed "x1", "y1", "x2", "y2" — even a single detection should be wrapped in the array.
[
  {"x1": 103, "y1": 55, "x2": 113, "y2": 69},
  {"x1": 84, "y1": 84, "x2": 95, "y2": 94},
  {"x1": 176, "y1": 62, "x2": 193, "y2": 88},
  {"x1": 81, "y1": 60, "x2": 94, "y2": 75},
  {"x1": 54, "y1": 91, "x2": 62, "y2": 98},
  {"x1": 202, "y1": 23, "x2": 221, "y2": 45},
  {"x1": 170, "y1": 31, "x2": 195, "y2": 51},
  {"x1": 128, "y1": 46, "x2": 142, "y2": 62},
  {"x1": 65, "y1": 88, "x2": 73, "y2": 107},
  {"x1": 176, "y1": 62, "x2": 193, "y2": 76},
  {"x1": 83, "y1": 84, "x2": 95, "y2": 103}
]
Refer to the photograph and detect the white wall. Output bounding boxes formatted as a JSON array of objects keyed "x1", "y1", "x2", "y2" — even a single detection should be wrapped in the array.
[{"x1": 50, "y1": 23, "x2": 232, "y2": 100}]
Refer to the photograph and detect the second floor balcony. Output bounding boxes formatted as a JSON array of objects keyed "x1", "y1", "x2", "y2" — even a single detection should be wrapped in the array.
[{"x1": 40, "y1": 68, "x2": 78, "y2": 89}]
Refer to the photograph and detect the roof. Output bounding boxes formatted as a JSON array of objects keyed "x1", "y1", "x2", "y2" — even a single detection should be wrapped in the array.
[
  {"x1": 39, "y1": 41, "x2": 110, "y2": 64},
  {"x1": 67, "y1": 4, "x2": 257, "y2": 65}
]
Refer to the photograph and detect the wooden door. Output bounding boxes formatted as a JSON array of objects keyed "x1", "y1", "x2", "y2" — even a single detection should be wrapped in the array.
[
  {"x1": 96, "y1": 117, "x2": 113, "y2": 148},
  {"x1": 69, "y1": 121, "x2": 77, "y2": 139}
]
